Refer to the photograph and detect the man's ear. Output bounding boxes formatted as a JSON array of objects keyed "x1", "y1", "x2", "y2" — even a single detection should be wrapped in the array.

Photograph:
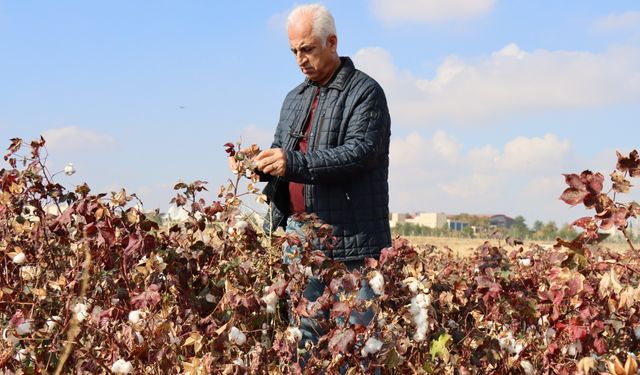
[{"x1": 327, "y1": 34, "x2": 338, "y2": 52}]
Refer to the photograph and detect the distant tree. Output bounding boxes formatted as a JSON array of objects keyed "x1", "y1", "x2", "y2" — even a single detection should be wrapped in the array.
[
  {"x1": 511, "y1": 215, "x2": 529, "y2": 239},
  {"x1": 461, "y1": 226, "x2": 474, "y2": 238},
  {"x1": 533, "y1": 220, "x2": 544, "y2": 232},
  {"x1": 535, "y1": 221, "x2": 558, "y2": 241},
  {"x1": 557, "y1": 223, "x2": 578, "y2": 240}
]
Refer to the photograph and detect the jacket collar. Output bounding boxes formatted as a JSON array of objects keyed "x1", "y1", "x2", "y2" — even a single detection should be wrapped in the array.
[{"x1": 297, "y1": 57, "x2": 355, "y2": 93}]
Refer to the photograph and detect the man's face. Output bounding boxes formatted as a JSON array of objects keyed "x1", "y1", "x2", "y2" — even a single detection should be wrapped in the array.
[{"x1": 288, "y1": 18, "x2": 337, "y2": 85}]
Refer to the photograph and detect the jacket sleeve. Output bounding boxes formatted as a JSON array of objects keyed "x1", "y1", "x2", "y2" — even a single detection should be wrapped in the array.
[{"x1": 284, "y1": 83, "x2": 390, "y2": 184}]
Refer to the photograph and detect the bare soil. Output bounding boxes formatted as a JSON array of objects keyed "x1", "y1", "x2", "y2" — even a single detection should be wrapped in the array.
[{"x1": 401, "y1": 236, "x2": 632, "y2": 257}]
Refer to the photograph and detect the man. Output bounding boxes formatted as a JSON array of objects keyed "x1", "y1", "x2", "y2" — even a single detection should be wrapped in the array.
[{"x1": 254, "y1": 3, "x2": 391, "y2": 264}]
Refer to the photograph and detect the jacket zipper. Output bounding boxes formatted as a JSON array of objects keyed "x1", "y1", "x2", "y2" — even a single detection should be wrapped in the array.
[
  {"x1": 302, "y1": 87, "x2": 321, "y2": 213},
  {"x1": 313, "y1": 114, "x2": 325, "y2": 150}
]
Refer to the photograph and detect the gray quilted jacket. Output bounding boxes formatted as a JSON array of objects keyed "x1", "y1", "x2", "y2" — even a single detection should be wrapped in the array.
[{"x1": 263, "y1": 57, "x2": 391, "y2": 261}]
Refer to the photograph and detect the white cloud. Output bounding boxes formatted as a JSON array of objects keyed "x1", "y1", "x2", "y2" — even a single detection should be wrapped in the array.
[
  {"x1": 390, "y1": 130, "x2": 461, "y2": 168},
  {"x1": 41, "y1": 126, "x2": 117, "y2": 152},
  {"x1": 431, "y1": 130, "x2": 462, "y2": 161},
  {"x1": 495, "y1": 134, "x2": 572, "y2": 172},
  {"x1": 439, "y1": 173, "x2": 505, "y2": 200},
  {"x1": 389, "y1": 130, "x2": 578, "y2": 223},
  {"x1": 353, "y1": 44, "x2": 640, "y2": 126},
  {"x1": 370, "y1": 0, "x2": 495, "y2": 25},
  {"x1": 593, "y1": 11, "x2": 640, "y2": 33},
  {"x1": 239, "y1": 124, "x2": 274, "y2": 150}
]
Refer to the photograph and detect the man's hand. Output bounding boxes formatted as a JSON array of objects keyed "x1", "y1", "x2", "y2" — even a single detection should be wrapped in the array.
[
  {"x1": 254, "y1": 148, "x2": 287, "y2": 177},
  {"x1": 228, "y1": 155, "x2": 239, "y2": 173}
]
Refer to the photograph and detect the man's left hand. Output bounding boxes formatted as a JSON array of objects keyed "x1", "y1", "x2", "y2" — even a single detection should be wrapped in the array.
[{"x1": 254, "y1": 148, "x2": 287, "y2": 177}]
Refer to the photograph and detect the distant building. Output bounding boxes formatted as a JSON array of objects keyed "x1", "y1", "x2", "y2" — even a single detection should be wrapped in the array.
[
  {"x1": 447, "y1": 219, "x2": 469, "y2": 231},
  {"x1": 389, "y1": 212, "x2": 447, "y2": 229},
  {"x1": 489, "y1": 214, "x2": 515, "y2": 229}
]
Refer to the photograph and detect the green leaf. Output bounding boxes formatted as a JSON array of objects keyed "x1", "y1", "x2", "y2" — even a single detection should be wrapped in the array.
[
  {"x1": 384, "y1": 348, "x2": 402, "y2": 369},
  {"x1": 429, "y1": 333, "x2": 452, "y2": 362}
]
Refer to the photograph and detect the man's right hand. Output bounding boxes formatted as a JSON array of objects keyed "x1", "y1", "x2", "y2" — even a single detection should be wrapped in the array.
[{"x1": 228, "y1": 155, "x2": 239, "y2": 173}]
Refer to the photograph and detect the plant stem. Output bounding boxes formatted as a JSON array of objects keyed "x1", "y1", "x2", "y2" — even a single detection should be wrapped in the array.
[{"x1": 621, "y1": 227, "x2": 637, "y2": 252}]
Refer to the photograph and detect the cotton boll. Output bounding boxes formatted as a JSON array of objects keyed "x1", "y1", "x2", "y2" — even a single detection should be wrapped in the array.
[
  {"x1": 512, "y1": 342, "x2": 524, "y2": 356},
  {"x1": 64, "y1": 163, "x2": 76, "y2": 176},
  {"x1": 73, "y1": 303, "x2": 89, "y2": 322},
  {"x1": 20, "y1": 265, "x2": 41, "y2": 281},
  {"x1": 634, "y1": 326, "x2": 640, "y2": 340},
  {"x1": 518, "y1": 258, "x2": 532, "y2": 267},
  {"x1": 205, "y1": 293, "x2": 216, "y2": 303},
  {"x1": 409, "y1": 302, "x2": 422, "y2": 316},
  {"x1": 262, "y1": 291, "x2": 278, "y2": 314},
  {"x1": 233, "y1": 358, "x2": 245, "y2": 367},
  {"x1": 414, "y1": 293, "x2": 431, "y2": 308},
  {"x1": 413, "y1": 327, "x2": 427, "y2": 342},
  {"x1": 413, "y1": 310, "x2": 428, "y2": 327},
  {"x1": 567, "y1": 340, "x2": 582, "y2": 357},
  {"x1": 233, "y1": 220, "x2": 248, "y2": 234},
  {"x1": 45, "y1": 316, "x2": 62, "y2": 333},
  {"x1": 360, "y1": 337, "x2": 384, "y2": 356},
  {"x1": 297, "y1": 264, "x2": 313, "y2": 277},
  {"x1": 15, "y1": 321, "x2": 32, "y2": 336},
  {"x1": 91, "y1": 306, "x2": 103, "y2": 321},
  {"x1": 286, "y1": 327, "x2": 302, "y2": 342},
  {"x1": 111, "y1": 358, "x2": 134, "y2": 374},
  {"x1": 229, "y1": 326, "x2": 247, "y2": 346},
  {"x1": 410, "y1": 294, "x2": 430, "y2": 342},
  {"x1": 498, "y1": 331, "x2": 524, "y2": 356},
  {"x1": 520, "y1": 360, "x2": 535, "y2": 375},
  {"x1": 128, "y1": 310, "x2": 142, "y2": 324},
  {"x1": 543, "y1": 327, "x2": 556, "y2": 346},
  {"x1": 369, "y1": 272, "x2": 385, "y2": 296},
  {"x1": 12, "y1": 252, "x2": 26, "y2": 265},
  {"x1": 14, "y1": 348, "x2": 31, "y2": 362}
]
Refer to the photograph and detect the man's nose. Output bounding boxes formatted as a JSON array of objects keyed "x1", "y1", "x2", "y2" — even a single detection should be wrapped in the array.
[{"x1": 296, "y1": 52, "x2": 307, "y2": 66}]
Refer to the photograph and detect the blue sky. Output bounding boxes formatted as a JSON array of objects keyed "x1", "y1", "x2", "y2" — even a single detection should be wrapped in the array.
[{"x1": 1, "y1": 1, "x2": 639, "y2": 227}]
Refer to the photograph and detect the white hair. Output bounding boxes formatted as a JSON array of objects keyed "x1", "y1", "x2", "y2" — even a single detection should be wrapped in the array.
[{"x1": 287, "y1": 3, "x2": 337, "y2": 46}]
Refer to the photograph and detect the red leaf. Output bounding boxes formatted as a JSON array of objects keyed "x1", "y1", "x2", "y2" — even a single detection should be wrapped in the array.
[
  {"x1": 99, "y1": 225, "x2": 116, "y2": 247},
  {"x1": 4, "y1": 138, "x2": 23, "y2": 161},
  {"x1": 379, "y1": 247, "x2": 398, "y2": 266},
  {"x1": 582, "y1": 171, "x2": 604, "y2": 194},
  {"x1": 124, "y1": 234, "x2": 144, "y2": 257},
  {"x1": 566, "y1": 324, "x2": 587, "y2": 341},
  {"x1": 563, "y1": 174, "x2": 585, "y2": 190},
  {"x1": 616, "y1": 150, "x2": 640, "y2": 176},
  {"x1": 593, "y1": 337, "x2": 608, "y2": 355},
  {"x1": 328, "y1": 329, "x2": 355, "y2": 355},
  {"x1": 559, "y1": 188, "x2": 589, "y2": 206},
  {"x1": 131, "y1": 284, "x2": 161, "y2": 309},
  {"x1": 294, "y1": 297, "x2": 310, "y2": 318},
  {"x1": 10, "y1": 311, "x2": 25, "y2": 327},
  {"x1": 364, "y1": 257, "x2": 378, "y2": 269},
  {"x1": 330, "y1": 301, "x2": 350, "y2": 320},
  {"x1": 224, "y1": 143, "x2": 236, "y2": 157},
  {"x1": 340, "y1": 273, "x2": 359, "y2": 293},
  {"x1": 572, "y1": 217, "x2": 595, "y2": 229},
  {"x1": 551, "y1": 289, "x2": 565, "y2": 305}
]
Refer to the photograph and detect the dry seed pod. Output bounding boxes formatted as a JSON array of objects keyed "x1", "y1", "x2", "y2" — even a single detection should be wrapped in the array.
[{"x1": 624, "y1": 355, "x2": 638, "y2": 375}]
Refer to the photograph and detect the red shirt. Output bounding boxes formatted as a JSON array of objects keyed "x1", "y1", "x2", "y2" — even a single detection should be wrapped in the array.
[{"x1": 289, "y1": 91, "x2": 319, "y2": 214}]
